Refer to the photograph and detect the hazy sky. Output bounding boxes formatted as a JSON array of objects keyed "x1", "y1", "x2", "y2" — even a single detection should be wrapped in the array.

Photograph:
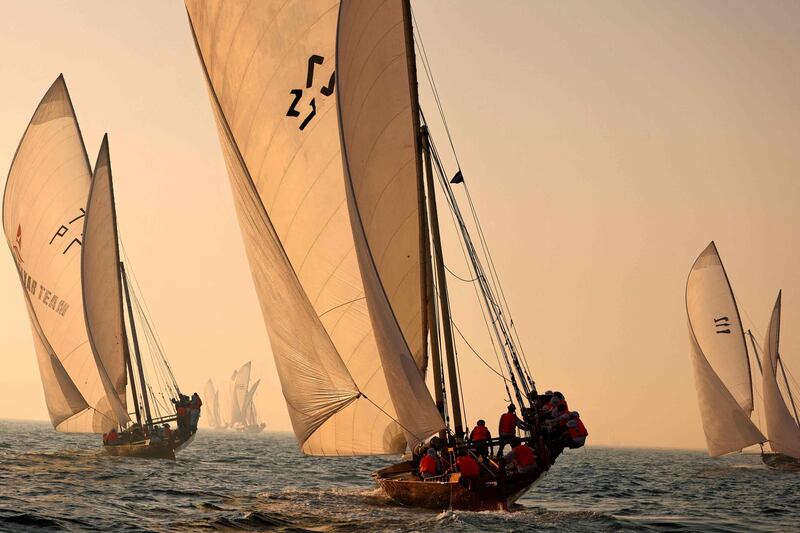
[{"x1": 1, "y1": 0, "x2": 799, "y2": 450}]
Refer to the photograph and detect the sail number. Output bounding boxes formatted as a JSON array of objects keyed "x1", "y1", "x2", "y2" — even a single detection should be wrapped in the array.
[
  {"x1": 714, "y1": 316, "x2": 731, "y2": 334},
  {"x1": 286, "y1": 54, "x2": 335, "y2": 131},
  {"x1": 49, "y1": 208, "x2": 84, "y2": 254}
]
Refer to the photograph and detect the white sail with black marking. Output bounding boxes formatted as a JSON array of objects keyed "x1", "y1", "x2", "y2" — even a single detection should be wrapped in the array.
[
  {"x1": 185, "y1": 0, "x2": 443, "y2": 454},
  {"x1": 761, "y1": 292, "x2": 800, "y2": 459},
  {"x1": 686, "y1": 242, "x2": 765, "y2": 456},
  {"x1": 2, "y1": 76, "x2": 128, "y2": 432}
]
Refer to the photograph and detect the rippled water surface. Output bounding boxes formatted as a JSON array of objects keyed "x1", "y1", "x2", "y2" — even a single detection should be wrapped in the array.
[{"x1": 0, "y1": 420, "x2": 797, "y2": 532}]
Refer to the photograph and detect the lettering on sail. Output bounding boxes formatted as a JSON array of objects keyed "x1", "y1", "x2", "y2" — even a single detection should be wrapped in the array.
[
  {"x1": 714, "y1": 316, "x2": 731, "y2": 334},
  {"x1": 49, "y1": 208, "x2": 85, "y2": 254},
  {"x1": 286, "y1": 54, "x2": 335, "y2": 131},
  {"x1": 17, "y1": 265, "x2": 70, "y2": 317}
]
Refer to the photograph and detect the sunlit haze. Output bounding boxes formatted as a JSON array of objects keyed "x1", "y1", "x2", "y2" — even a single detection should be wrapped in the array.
[{"x1": 1, "y1": 0, "x2": 799, "y2": 450}]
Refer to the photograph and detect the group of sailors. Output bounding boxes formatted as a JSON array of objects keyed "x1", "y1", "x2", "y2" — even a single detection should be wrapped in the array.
[
  {"x1": 415, "y1": 390, "x2": 588, "y2": 483},
  {"x1": 102, "y1": 391, "x2": 202, "y2": 447}
]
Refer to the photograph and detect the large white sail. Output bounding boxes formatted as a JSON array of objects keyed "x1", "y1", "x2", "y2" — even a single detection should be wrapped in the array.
[
  {"x1": 81, "y1": 135, "x2": 131, "y2": 427},
  {"x1": 761, "y1": 292, "x2": 800, "y2": 458},
  {"x1": 686, "y1": 242, "x2": 765, "y2": 456},
  {"x1": 3, "y1": 76, "x2": 126, "y2": 432},
  {"x1": 336, "y1": 0, "x2": 444, "y2": 445},
  {"x1": 186, "y1": 0, "x2": 429, "y2": 454}
]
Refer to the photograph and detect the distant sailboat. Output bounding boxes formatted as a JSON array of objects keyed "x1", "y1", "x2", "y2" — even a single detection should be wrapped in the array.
[
  {"x1": 3, "y1": 76, "x2": 196, "y2": 459},
  {"x1": 687, "y1": 242, "x2": 800, "y2": 469},
  {"x1": 204, "y1": 379, "x2": 222, "y2": 429},
  {"x1": 186, "y1": 0, "x2": 574, "y2": 510},
  {"x1": 686, "y1": 242, "x2": 766, "y2": 457},
  {"x1": 227, "y1": 362, "x2": 266, "y2": 433},
  {"x1": 756, "y1": 292, "x2": 800, "y2": 469}
]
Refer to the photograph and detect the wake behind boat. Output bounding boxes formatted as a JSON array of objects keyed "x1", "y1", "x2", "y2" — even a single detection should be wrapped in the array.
[
  {"x1": 3, "y1": 76, "x2": 199, "y2": 460},
  {"x1": 185, "y1": 0, "x2": 587, "y2": 510}
]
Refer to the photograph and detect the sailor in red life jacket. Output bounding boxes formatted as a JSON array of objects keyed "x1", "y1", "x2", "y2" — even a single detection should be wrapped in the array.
[
  {"x1": 564, "y1": 412, "x2": 588, "y2": 449},
  {"x1": 469, "y1": 419, "x2": 492, "y2": 460},
  {"x1": 418, "y1": 448, "x2": 441, "y2": 480},
  {"x1": 497, "y1": 404, "x2": 528, "y2": 457},
  {"x1": 455, "y1": 449, "x2": 481, "y2": 487},
  {"x1": 504, "y1": 438, "x2": 538, "y2": 475},
  {"x1": 106, "y1": 428, "x2": 119, "y2": 445}
]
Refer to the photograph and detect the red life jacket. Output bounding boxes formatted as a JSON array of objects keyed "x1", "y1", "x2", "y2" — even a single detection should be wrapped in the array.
[
  {"x1": 513, "y1": 444, "x2": 536, "y2": 467},
  {"x1": 568, "y1": 418, "x2": 588, "y2": 439},
  {"x1": 456, "y1": 455, "x2": 480, "y2": 478},
  {"x1": 419, "y1": 454, "x2": 438, "y2": 474},
  {"x1": 499, "y1": 412, "x2": 518, "y2": 435},
  {"x1": 471, "y1": 425, "x2": 490, "y2": 441},
  {"x1": 177, "y1": 406, "x2": 187, "y2": 417}
]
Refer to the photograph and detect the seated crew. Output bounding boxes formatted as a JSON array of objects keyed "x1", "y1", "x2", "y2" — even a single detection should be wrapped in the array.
[
  {"x1": 564, "y1": 412, "x2": 588, "y2": 449},
  {"x1": 469, "y1": 419, "x2": 492, "y2": 460},
  {"x1": 419, "y1": 448, "x2": 441, "y2": 480},
  {"x1": 455, "y1": 450, "x2": 481, "y2": 485},
  {"x1": 504, "y1": 438, "x2": 538, "y2": 475},
  {"x1": 107, "y1": 428, "x2": 119, "y2": 445},
  {"x1": 497, "y1": 404, "x2": 528, "y2": 456}
]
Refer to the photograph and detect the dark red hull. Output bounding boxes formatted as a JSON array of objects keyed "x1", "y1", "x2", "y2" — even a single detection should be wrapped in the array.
[
  {"x1": 103, "y1": 432, "x2": 195, "y2": 460},
  {"x1": 373, "y1": 461, "x2": 541, "y2": 511}
]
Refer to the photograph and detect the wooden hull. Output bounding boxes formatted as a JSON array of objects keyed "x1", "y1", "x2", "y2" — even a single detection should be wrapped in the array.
[
  {"x1": 373, "y1": 461, "x2": 541, "y2": 511},
  {"x1": 762, "y1": 452, "x2": 800, "y2": 471},
  {"x1": 103, "y1": 431, "x2": 196, "y2": 460}
]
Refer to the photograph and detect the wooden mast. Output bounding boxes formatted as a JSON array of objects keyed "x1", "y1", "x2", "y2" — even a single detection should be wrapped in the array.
[
  {"x1": 121, "y1": 274, "x2": 142, "y2": 426},
  {"x1": 421, "y1": 126, "x2": 464, "y2": 438},
  {"x1": 120, "y1": 262, "x2": 152, "y2": 427}
]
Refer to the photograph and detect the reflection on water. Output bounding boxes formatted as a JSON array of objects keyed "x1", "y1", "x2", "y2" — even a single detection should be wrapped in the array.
[{"x1": 0, "y1": 420, "x2": 797, "y2": 532}]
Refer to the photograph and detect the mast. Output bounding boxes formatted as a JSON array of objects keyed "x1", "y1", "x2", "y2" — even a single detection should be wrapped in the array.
[
  {"x1": 748, "y1": 330, "x2": 763, "y2": 374},
  {"x1": 422, "y1": 125, "x2": 463, "y2": 438},
  {"x1": 122, "y1": 315, "x2": 142, "y2": 425},
  {"x1": 120, "y1": 261, "x2": 152, "y2": 427}
]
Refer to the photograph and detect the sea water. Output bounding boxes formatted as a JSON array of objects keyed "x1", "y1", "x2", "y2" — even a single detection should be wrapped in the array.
[{"x1": 0, "y1": 420, "x2": 797, "y2": 532}]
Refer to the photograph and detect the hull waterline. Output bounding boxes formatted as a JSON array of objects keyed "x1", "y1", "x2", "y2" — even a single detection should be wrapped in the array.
[{"x1": 762, "y1": 452, "x2": 800, "y2": 471}]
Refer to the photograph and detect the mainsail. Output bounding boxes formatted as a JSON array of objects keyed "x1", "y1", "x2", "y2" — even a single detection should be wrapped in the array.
[
  {"x1": 186, "y1": 0, "x2": 443, "y2": 454},
  {"x1": 686, "y1": 242, "x2": 765, "y2": 456},
  {"x1": 3, "y1": 76, "x2": 128, "y2": 432},
  {"x1": 761, "y1": 292, "x2": 800, "y2": 458}
]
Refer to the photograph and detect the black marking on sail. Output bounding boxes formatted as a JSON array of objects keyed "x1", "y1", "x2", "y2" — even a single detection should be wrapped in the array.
[
  {"x1": 49, "y1": 208, "x2": 85, "y2": 253},
  {"x1": 714, "y1": 316, "x2": 732, "y2": 333},
  {"x1": 287, "y1": 54, "x2": 334, "y2": 131}
]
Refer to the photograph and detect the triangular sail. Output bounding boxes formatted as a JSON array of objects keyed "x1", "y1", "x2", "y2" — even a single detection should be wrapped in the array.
[
  {"x1": 243, "y1": 379, "x2": 261, "y2": 424},
  {"x1": 232, "y1": 361, "x2": 252, "y2": 425},
  {"x1": 686, "y1": 242, "x2": 765, "y2": 456},
  {"x1": 762, "y1": 292, "x2": 800, "y2": 458},
  {"x1": 204, "y1": 379, "x2": 220, "y2": 427},
  {"x1": 81, "y1": 135, "x2": 131, "y2": 428},
  {"x1": 336, "y1": 0, "x2": 444, "y2": 445},
  {"x1": 3, "y1": 76, "x2": 124, "y2": 432},
  {"x1": 186, "y1": 0, "x2": 423, "y2": 455}
]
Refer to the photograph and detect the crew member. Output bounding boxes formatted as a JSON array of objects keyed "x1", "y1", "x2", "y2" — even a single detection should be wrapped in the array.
[
  {"x1": 497, "y1": 404, "x2": 527, "y2": 456},
  {"x1": 469, "y1": 419, "x2": 492, "y2": 461},
  {"x1": 505, "y1": 438, "x2": 538, "y2": 475},
  {"x1": 455, "y1": 450, "x2": 481, "y2": 486},
  {"x1": 419, "y1": 448, "x2": 441, "y2": 480},
  {"x1": 190, "y1": 392, "x2": 202, "y2": 432},
  {"x1": 565, "y1": 412, "x2": 588, "y2": 449}
]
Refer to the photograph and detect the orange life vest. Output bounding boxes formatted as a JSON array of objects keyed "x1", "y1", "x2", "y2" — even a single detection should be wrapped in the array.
[
  {"x1": 499, "y1": 412, "x2": 518, "y2": 435},
  {"x1": 456, "y1": 455, "x2": 480, "y2": 478},
  {"x1": 513, "y1": 444, "x2": 536, "y2": 467},
  {"x1": 568, "y1": 418, "x2": 588, "y2": 439},
  {"x1": 419, "y1": 454, "x2": 438, "y2": 474},
  {"x1": 471, "y1": 425, "x2": 490, "y2": 441}
]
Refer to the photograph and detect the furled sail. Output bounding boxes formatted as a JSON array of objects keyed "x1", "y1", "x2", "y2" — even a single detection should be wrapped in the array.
[
  {"x1": 81, "y1": 135, "x2": 131, "y2": 427},
  {"x1": 186, "y1": 0, "x2": 436, "y2": 454},
  {"x1": 686, "y1": 242, "x2": 765, "y2": 456},
  {"x1": 3, "y1": 76, "x2": 127, "y2": 432},
  {"x1": 761, "y1": 292, "x2": 800, "y2": 458},
  {"x1": 336, "y1": 0, "x2": 444, "y2": 445}
]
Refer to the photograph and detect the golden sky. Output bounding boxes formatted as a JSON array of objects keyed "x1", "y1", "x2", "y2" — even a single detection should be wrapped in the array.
[{"x1": 1, "y1": 0, "x2": 799, "y2": 450}]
